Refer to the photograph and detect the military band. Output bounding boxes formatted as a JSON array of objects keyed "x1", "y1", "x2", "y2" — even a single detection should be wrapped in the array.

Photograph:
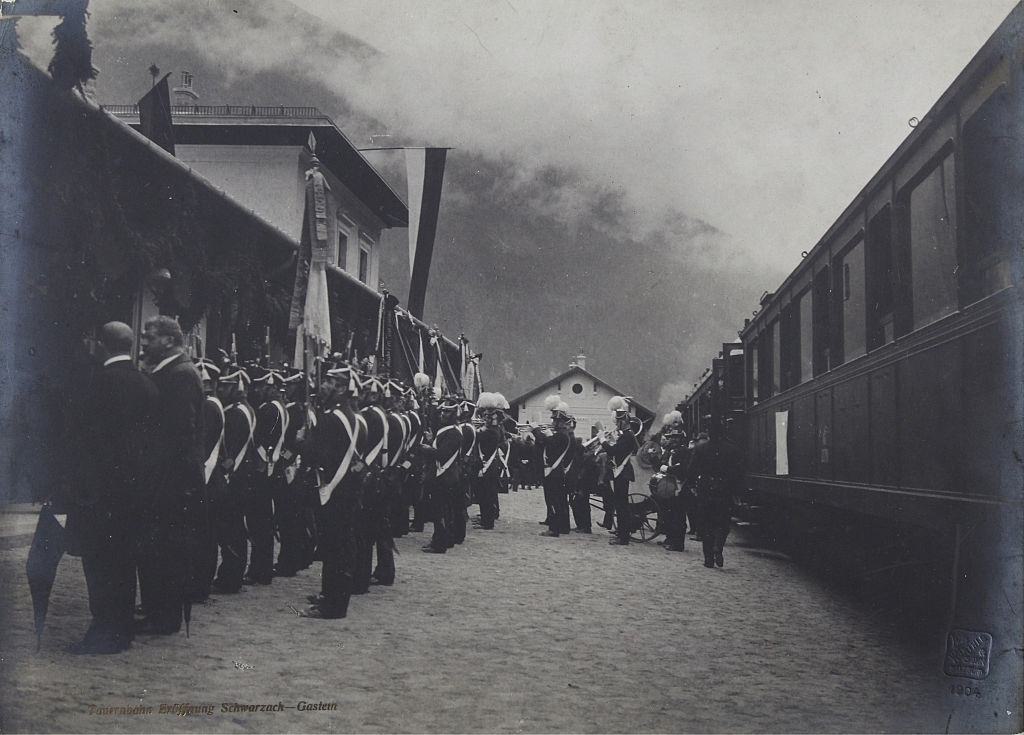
[{"x1": 63, "y1": 324, "x2": 659, "y2": 648}]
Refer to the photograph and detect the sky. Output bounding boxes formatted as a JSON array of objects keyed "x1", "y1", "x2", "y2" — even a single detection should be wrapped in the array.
[{"x1": 15, "y1": 0, "x2": 1019, "y2": 416}]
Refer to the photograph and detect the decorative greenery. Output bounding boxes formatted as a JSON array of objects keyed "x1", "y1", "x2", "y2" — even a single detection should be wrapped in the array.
[{"x1": 47, "y1": 1, "x2": 97, "y2": 92}]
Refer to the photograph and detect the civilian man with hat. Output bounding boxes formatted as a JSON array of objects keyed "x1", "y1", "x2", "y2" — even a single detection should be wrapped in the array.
[{"x1": 136, "y1": 315, "x2": 204, "y2": 635}]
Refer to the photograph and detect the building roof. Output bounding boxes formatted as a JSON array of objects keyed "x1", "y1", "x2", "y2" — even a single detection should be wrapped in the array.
[
  {"x1": 509, "y1": 365, "x2": 654, "y2": 419},
  {"x1": 104, "y1": 103, "x2": 409, "y2": 228}
]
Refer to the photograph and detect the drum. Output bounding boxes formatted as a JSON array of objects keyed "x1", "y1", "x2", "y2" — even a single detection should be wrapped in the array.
[{"x1": 650, "y1": 471, "x2": 679, "y2": 500}]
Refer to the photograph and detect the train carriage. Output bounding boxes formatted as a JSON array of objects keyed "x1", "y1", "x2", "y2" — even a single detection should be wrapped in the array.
[{"x1": 679, "y1": 7, "x2": 1022, "y2": 718}]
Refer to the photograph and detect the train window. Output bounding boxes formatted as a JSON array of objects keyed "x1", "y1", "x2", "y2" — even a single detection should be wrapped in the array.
[
  {"x1": 834, "y1": 238, "x2": 866, "y2": 363},
  {"x1": 748, "y1": 340, "x2": 760, "y2": 404},
  {"x1": 866, "y1": 206, "x2": 895, "y2": 350},
  {"x1": 906, "y1": 153, "x2": 957, "y2": 328},
  {"x1": 770, "y1": 320, "x2": 781, "y2": 396},
  {"x1": 779, "y1": 302, "x2": 799, "y2": 390},
  {"x1": 812, "y1": 266, "x2": 831, "y2": 375},
  {"x1": 798, "y1": 289, "x2": 813, "y2": 382},
  {"x1": 961, "y1": 87, "x2": 1015, "y2": 303}
]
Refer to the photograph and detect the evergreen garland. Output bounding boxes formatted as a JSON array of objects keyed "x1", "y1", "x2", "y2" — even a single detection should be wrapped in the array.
[{"x1": 48, "y1": 1, "x2": 97, "y2": 92}]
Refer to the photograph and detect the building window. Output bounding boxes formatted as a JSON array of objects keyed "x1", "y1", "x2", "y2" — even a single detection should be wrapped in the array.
[
  {"x1": 571, "y1": 383, "x2": 583, "y2": 394},
  {"x1": 906, "y1": 152, "x2": 957, "y2": 329},
  {"x1": 961, "y1": 87, "x2": 1014, "y2": 303},
  {"x1": 358, "y1": 246, "x2": 369, "y2": 284},
  {"x1": 336, "y1": 231, "x2": 348, "y2": 270},
  {"x1": 770, "y1": 320, "x2": 781, "y2": 396},
  {"x1": 592, "y1": 382, "x2": 598, "y2": 394},
  {"x1": 181, "y1": 71, "x2": 193, "y2": 88}
]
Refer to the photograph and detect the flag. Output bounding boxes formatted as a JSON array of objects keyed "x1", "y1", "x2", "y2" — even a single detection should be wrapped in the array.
[
  {"x1": 291, "y1": 141, "x2": 333, "y2": 365},
  {"x1": 137, "y1": 72, "x2": 175, "y2": 155},
  {"x1": 405, "y1": 148, "x2": 447, "y2": 319}
]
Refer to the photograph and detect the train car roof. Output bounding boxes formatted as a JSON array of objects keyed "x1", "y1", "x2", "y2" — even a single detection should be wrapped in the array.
[{"x1": 740, "y1": 3, "x2": 1022, "y2": 340}]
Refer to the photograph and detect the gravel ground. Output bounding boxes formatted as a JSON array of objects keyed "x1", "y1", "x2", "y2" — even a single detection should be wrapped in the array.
[{"x1": 0, "y1": 488, "x2": 951, "y2": 733}]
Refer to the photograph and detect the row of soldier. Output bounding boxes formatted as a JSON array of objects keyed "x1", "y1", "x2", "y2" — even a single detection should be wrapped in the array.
[{"x1": 64, "y1": 316, "x2": 520, "y2": 653}]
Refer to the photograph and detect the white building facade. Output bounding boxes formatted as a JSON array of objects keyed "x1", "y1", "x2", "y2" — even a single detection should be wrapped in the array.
[{"x1": 511, "y1": 355, "x2": 654, "y2": 440}]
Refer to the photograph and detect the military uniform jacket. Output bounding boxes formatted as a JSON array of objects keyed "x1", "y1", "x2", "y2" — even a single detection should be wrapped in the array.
[
  {"x1": 312, "y1": 406, "x2": 364, "y2": 505},
  {"x1": 460, "y1": 422, "x2": 478, "y2": 458},
  {"x1": 605, "y1": 429, "x2": 639, "y2": 482},
  {"x1": 533, "y1": 429, "x2": 572, "y2": 478},
  {"x1": 201, "y1": 395, "x2": 225, "y2": 485},
  {"x1": 665, "y1": 445, "x2": 690, "y2": 483},
  {"x1": 359, "y1": 405, "x2": 389, "y2": 469},
  {"x1": 431, "y1": 424, "x2": 464, "y2": 486},
  {"x1": 385, "y1": 410, "x2": 407, "y2": 468},
  {"x1": 254, "y1": 399, "x2": 288, "y2": 476},
  {"x1": 222, "y1": 400, "x2": 256, "y2": 481},
  {"x1": 476, "y1": 427, "x2": 503, "y2": 479}
]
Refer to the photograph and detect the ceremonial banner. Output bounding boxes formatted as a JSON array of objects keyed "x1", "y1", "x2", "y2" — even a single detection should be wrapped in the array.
[
  {"x1": 291, "y1": 151, "x2": 333, "y2": 365},
  {"x1": 405, "y1": 148, "x2": 448, "y2": 319},
  {"x1": 137, "y1": 72, "x2": 175, "y2": 155}
]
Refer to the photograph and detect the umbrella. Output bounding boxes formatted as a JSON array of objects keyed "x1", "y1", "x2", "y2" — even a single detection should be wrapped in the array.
[{"x1": 25, "y1": 505, "x2": 66, "y2": 651}]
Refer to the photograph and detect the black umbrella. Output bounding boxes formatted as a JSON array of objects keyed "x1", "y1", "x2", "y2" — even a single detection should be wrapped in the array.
[{"x1": 25, "y1": 505, "x2": 66, "y2": 651}]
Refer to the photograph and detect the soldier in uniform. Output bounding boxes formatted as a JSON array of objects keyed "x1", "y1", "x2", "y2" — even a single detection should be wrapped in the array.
[
  {"x1": 302, "y1": 364, "x2": 364, "y2": 618},
  {"x1": 456, "y1": 398, "x2": 478, "y2": 543},
  {"x1": 355, "y1": 375, "x2": 392, "y2": 592},
  {"x1": 472, "y1": 393, "x2": 504, "y2": 530},
  {"x1": 371, "y1": 380, "x2": 409, "y2": 581},
  {"x1": 210, "y1": 365, "x2": 255, "y2": 594},
  {"x1": 273, "y1": 369, "x2": 308, "y2": 577},
  {"x1": 604, "y1": 396, "x2": 641, "y2": 547},
  {"x1": 245, "y1": 368, "x2": 288, "y2": 586},
  {"x1": 658, "y1": 411, "x2": 690, "y2": 552},
  {"x1": 190, "y1": 357, "x2": 224, "y2": 602},
  {"x1": 420, "y1": 397, "x2": 463, "y2": 553},
  {"x1": 534, "y1": 397, "x2": 574, "y2": 537}
]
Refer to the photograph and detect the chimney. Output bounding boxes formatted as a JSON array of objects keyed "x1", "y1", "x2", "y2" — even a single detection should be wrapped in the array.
[
  {"x1": 172, "y1": 70, "x2": 198, "y2": 107},
  {"x1": 572, "y1": 353, "x2": 586, "y2": 370}
]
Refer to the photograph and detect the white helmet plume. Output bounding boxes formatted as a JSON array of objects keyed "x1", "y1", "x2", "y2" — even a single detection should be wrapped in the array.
[
  {"x1": 607, "y1": 395, "x2": 629, "y2": 412},
  {"x1": 413, "y1": 372, "x2": 431, "y2": 389},
  {"x1": 543, "y1": 394, "x2": 561, "y2": 412}
]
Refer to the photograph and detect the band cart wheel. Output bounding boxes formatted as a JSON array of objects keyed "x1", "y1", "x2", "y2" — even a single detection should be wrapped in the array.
[{"x1": 627, "y1": 492, "x2": 662, "y2": 543}]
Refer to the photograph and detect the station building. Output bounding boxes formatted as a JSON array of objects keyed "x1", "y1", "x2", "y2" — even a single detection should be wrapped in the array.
[{"x1": 509, "y1": 355, "x2": 654, "y2": 440}]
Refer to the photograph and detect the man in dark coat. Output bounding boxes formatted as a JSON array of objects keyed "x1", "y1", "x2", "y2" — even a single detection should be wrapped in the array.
[
  {"x1": 683, "y1": 422, "x2": 745, "y2": 568},
  {"x1": 136, "y1": 315, "x2": 204, "y2": 635},
  {"x1": 68, "y1": 322, "x2": 158, "y2": 654}
]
